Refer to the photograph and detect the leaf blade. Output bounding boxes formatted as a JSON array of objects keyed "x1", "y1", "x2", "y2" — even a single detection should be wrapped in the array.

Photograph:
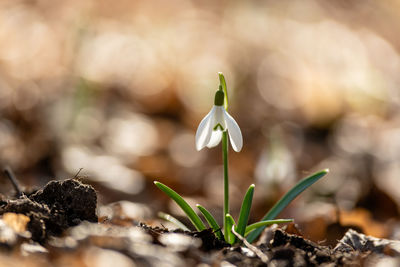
[
  {"x1": 235, "y1": 184, "x2": 255, "y2": 240},
  {"x1": 246, "y1": 169, "x2": 329, "y2": 243},
  {"x1": 154, "y1": 181, "x2": 206, "y2": 231},
  {"x1": 244, "y1": 219, "x2": 293, "y2": 236},
  {"x1": 196, "y1": 204, "x2": 223, "y2": 240},
  {"x1": 158, "y1": 212, "x2": 190, "y2": 231},
  {"x1": 225, "y1": 213, "x2": 236, "y2": 245}
]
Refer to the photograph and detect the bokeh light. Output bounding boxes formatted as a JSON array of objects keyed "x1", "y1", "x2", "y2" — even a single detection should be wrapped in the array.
[{"x1": 0, "y1": 0, "x2": 400, "y2": 240}]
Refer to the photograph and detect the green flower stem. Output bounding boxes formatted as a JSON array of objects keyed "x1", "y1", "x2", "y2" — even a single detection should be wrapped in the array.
[
  {"x1": 154, "y1": 181, "x2": 206, "y2": 231},
  {"x1": 246, "y1": 169, "x2": 329, "y2": 243},
  {"x1": 222, "y1": 130, "x2": 229, "y2": 242},
  {"x1": 219, "y1": 72, "x2": 231, "y2": 243}
]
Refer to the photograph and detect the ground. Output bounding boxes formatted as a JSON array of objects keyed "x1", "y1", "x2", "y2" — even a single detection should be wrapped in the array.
[{"x1": 0, "y1": 178, "x2": 399, "y2": 267}]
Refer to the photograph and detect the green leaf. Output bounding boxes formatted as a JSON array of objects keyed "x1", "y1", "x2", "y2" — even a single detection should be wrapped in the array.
[
  {"x1": 196, "y1": 204, "x2": 223, "y2": 240},
  {"x1": 235, "y1": 184, "x2": 255, "y2": 241},
  {"x1": 158, "y1": 212, "x2": 190, "y2": 231},
  {"x1": 154, "y1": 181, "x2": 206, "y2": 231},
  {"x1": 218, "y1": 72, "x2": 228, "y2": 110},
  {"x1": 225, "y1": 214, "x2": 236, "y2": 244},
  {"x1": 246, "y1": 169, "x2": 329, "y2": 243},
  {"x1": 244, "y1": 219, "x2": 293, "y2": 236}
]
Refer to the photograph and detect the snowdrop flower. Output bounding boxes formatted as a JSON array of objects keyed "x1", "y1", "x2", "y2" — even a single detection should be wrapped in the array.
[{"x1": 195, "y1": 90, "x2": 243, "y2": 152}]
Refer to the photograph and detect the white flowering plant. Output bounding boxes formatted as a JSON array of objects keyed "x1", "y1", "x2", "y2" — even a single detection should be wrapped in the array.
[{"x1": 155, "y1": 73, "x2": 329, "y2": 244}]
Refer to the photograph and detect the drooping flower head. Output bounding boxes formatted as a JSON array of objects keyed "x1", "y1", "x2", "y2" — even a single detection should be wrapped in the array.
[{"x1": 195, "y1": 89, "x2": 243, "y2": 152}]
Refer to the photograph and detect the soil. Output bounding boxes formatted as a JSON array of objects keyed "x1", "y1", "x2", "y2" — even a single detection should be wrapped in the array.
[
  {"x1": 0, "y1": 178, "x2": 399, "y2": 266},
  {"x1": 0, "y1": 179, "x2": 97, "y2": 242}
]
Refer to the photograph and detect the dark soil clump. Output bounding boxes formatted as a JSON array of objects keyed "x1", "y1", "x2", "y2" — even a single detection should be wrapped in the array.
[
  {"x1": 30, "y1": 179, "x2": 98, "y2": 226},
  {"x1": 0, "y1": 179, "x2": 97, "y2": 242},
  {"x1": 268, "y1": 229, "x2": 359, "y2": 266}
]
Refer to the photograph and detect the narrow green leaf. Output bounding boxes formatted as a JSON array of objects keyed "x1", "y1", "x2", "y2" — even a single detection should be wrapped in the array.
[
  {"x1": 225, "y1": 214, "x2": 236, "y2": 244},
  {"x1": 158, "y1": 212, "x2": 190, "y2": 231},
  {"x1": 196, "y1": 204, "x2": 223, "y2": 240},
  {"x1": 246, "y1": 169, "x2": 329, "y2": 243},
  {"x1": 154, "y1": 181, "x2": 206, "y2": 231},
  {"x1": 235, "y1": 184, "x2": 255, "y2": 241},
  {"x1": 244, "y1": 219, "x2": 293, "y2": 236},
  {"x1": 218, "y1": 72, "x2": 228, "y2": 110}
]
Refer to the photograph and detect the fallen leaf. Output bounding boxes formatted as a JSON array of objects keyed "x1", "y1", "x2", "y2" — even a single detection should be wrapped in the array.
[{"x1": 2, "y1": 213, "x2": 30, "y2": 233}]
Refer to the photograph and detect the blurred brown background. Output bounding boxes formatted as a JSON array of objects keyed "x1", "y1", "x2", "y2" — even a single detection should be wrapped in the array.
[{"x1": 1, "y1": 0, "x2": 400, "y2": 242}]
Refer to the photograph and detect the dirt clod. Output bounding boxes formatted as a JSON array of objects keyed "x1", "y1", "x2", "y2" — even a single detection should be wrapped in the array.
[
  {"x1": 30, "y1": 179, "x2": 98, "y2": 226},
  {"x1": 0, "y1": 179, "x2": 97, "y2": 242}
]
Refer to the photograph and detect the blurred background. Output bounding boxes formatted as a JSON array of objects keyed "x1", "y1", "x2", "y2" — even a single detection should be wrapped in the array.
[{"x1": 1, "y1": 0, "x2": 400, "y2": 244}]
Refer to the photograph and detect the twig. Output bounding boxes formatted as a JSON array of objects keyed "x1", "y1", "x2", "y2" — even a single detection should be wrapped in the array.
[
  {"x1": 3, "y1": 166, "x2": 22, "y2": 197},
  {"x1": 73, "y1": 168, "x2": 83, "y2": 179},
  {"x1": 231, "y1": 226, "x2": 269, "y2": 263}
]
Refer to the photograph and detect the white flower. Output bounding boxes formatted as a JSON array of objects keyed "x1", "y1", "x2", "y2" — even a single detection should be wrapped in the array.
[{"x1": 195, "y1": 91, "x2": 243, "y2": 152}]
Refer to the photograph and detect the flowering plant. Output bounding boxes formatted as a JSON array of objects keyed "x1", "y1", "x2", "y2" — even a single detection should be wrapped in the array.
[{"x1": 155, "y1": 73, "x2": 328, "y2": 244}]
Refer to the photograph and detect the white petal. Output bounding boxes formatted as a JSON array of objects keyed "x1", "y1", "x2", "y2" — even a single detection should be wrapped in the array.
[
  {"x1": 224, "y1": 110, "x2": 243, "y2": 152},
  {"x1": 195, "y1": 107, "x2": 215, "y2": 150},
  {"x1": 213, "y1": 106, "x2": 226, "y2": 130},
  {"x1": 206, "y1": 130, "x2": 223, "y2": 148}
]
